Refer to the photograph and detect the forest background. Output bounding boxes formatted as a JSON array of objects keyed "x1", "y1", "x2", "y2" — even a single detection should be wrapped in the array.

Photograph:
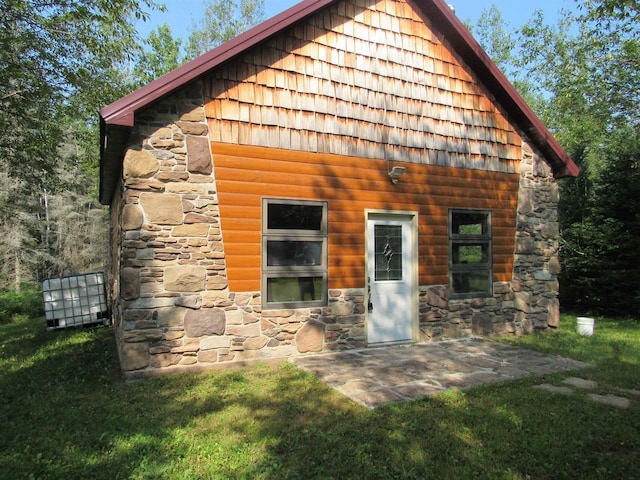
[{"x1": 0, "y1": 0, "x2": 638, "y2": 318}]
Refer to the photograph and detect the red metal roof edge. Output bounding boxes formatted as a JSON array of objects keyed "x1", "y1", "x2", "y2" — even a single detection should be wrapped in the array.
[
  {"x1": 416, "y1": 0, "x2": 578, "y2": 177},
  {"x1": 100, "y1": 0, "x2": 337, "y2": 126},
  {"x1": 100, "y1": 0, "x2": 578, "y2": 177}
]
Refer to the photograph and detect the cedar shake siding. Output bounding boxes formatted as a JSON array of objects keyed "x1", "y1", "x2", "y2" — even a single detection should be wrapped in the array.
[
  {"x1": 205, "y1": 0, "x2": 522, "y2": 173},
  {"x1": 99, "y1": 0, "x2": 578, "y2": 376}
]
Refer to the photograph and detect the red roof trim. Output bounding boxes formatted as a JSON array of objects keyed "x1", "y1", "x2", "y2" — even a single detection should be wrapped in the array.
[
  {"x1": 100, "y1": 0, "x2": 337, "y2": 126},
  {"x1": 100, "y1": 0, "x2": 578, "y2": 178}
]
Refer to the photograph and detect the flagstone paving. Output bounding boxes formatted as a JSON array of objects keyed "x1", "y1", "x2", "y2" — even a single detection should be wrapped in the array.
[
  {"x1": 290, "y1": 338, "x2": 591, "y2": 408},
  {"x1": 534, "y1": 376, "x2": 636, "y2": 408}
]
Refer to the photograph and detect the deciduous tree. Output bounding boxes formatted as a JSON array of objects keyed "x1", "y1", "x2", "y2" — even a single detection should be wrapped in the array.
[
  {"x1": 184, "y1": 0, "x2": 265, "y2": 58},
  {"x1": 472, "y1": 1, "x2": 640, "y2": 314}
]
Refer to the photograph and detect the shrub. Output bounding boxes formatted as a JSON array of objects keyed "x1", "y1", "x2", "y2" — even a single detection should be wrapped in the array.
[{"x1": 0, "y1": 289, "x2": 44, "y2": 324}]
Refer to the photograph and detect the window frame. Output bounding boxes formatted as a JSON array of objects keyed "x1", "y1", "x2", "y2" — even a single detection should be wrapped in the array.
[
  {"x1": 262, "y1": 198, "x2": 328, "y2": 309},
  {"x1": 448, "y1": 209, "x2": 493, "y2": 299}
]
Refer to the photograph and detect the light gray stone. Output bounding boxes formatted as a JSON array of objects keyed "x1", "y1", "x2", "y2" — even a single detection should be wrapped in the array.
[
  {"x1": 548, "y1": 299, "x2": 560, "y2": 328},
  {"x1": 244, "y1": 336, "x2": 269, "y2": 350},
  {"x1": 200, "y1": 336, "x2": 231, "y2": 350},
  {"x1": 165, "y1": 266, "x2": 206, "y2": 292},
  {"x1": 172, "y1": 224, "x2": 210, "y2": 237},
  {"x1": 226, "y1": 323, "x2": 261, "y2": 337},
  {"x1": 331, "y1": 301, "x2": 352, "y2": 317},
  {"x1": 139, "y1": 193, "x2": 183, "y2": 225},
  {"x1": 548, "y1": 257, "x2": 562, "y2": 275},
  {"x1": 534, "y1": 270, "x2": 553, "y2": 281},
  {"x1": 121, "y1": 268, "x2": 140, "y2": 301},
  {"x1": 588, "y1": 394, "x2": 630, "y2": 408},
  {"x1": 122, "y1": 205, "x2": 144, "y2": 230},
  {"x1": 123, "y1": 148, "x2": 159, "y2": 178},
  {"x1": 514, "y1": 292, "x2": 531, "y2": 313},
  {"x1": 156, "y1": 306, "x2": 186, "y2": 327},
  {"x1": 532, "y1": 384, "x2": 574, "y2": 395},
  {"x1": 426, "y1": 289, "x2": 448, "y2": 309},
  {"x1": 562, "y1": 377, "x2": 598, "y2": 389},
  {"x1": 225, "y1": 309, "x2": 243, "y2": 325},
  {"x1": 120, "y1": 342, "x2": 149, "y2": 371},
  {"x1": 175, "y1": 295, "x2": 202, "y2": 309},
  {"x1": 471, "y1": 312, "x2": 493, "y2": 336}
]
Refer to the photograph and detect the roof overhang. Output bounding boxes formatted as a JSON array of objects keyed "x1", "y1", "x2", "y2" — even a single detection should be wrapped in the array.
[{"x1": 99, "y1": 0, "x2": 578, "y2": 205}]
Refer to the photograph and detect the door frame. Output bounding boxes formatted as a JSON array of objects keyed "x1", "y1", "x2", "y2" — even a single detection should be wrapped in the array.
[{"x1": 364, "y1": 209, "x2": 419, "y2": 345}]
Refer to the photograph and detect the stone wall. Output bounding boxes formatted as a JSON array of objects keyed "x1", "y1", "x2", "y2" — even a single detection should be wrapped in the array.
[
  {"x1": 113, "y1": 79, "x2": 560, "y2": 376},
  {"x1": 512, "y1": 141, "x2": 561, "y2": 330}
]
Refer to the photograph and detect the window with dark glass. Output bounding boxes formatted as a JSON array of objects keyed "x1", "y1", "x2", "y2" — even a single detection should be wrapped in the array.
[
  {"x1": 262, "y1": 199, "x2": 328, "y2": 308},
  {"x1": 449, "y1": 210, "x2": 492, "y2": 297}
]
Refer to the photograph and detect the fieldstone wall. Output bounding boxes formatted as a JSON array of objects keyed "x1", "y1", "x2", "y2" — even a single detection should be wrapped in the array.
[{"x1": 511, "y1": 140, "x2": 561, "y2": 330}]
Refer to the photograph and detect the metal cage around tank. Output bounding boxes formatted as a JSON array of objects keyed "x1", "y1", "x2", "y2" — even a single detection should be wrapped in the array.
[{"x1": 42, "y1": 273, "x2": 110, "y2": 330}]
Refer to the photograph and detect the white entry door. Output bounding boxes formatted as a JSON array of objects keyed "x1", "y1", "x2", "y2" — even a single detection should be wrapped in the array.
[{"x1": 366, "y1": 214, "x2": 415, "y2": 345}]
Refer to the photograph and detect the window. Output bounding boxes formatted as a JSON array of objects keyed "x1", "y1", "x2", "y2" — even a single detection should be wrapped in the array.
[
  {"x1": 374, "y1": 225, "x2": 403, "y2": 281},
  {"x1": 449, "y1": 209, "x2": 492, "y2": 298},
  {"x1": 262, "y1": 199, "x2": 328, "y2": 308}
]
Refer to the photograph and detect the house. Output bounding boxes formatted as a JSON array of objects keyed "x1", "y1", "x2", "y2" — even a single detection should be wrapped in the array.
[{"x1": 99, "y1": 0, "x2": 579, "y2": 376}]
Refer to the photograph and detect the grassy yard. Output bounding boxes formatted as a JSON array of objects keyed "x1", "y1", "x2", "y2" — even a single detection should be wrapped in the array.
[{"x1": 1, "y1": 315, "x2": 638, "y2": 480}]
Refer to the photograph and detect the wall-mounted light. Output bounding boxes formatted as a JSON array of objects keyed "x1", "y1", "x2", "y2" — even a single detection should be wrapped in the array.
[{"x1": 388, "y1": 166, "x2": 406, "y2": 184}]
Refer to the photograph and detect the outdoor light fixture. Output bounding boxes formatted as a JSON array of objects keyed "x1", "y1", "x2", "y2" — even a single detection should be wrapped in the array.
[{"x1": 388, "y1": 166, "x2": 406, "y2": 184}]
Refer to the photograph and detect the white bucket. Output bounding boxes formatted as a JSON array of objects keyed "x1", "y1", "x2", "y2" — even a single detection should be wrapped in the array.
[{"x1": 576, "y1": 317, "x2": 595, "y2": 336}]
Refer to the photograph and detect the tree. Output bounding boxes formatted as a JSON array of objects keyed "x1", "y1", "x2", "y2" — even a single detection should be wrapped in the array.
[
  {"x1": 132, "y1": 23, "x2": 183, "y2": 88},
  {"x1": 559, "y1": 131, "x2": 640, "y2": 314},
  {"x1": 467, "y1": 6, "x2": 516, "y2": 78},
  {"x1": 470, "y1": 2, "x2": 640, "y2": 314},
  {"x1": 0, "y1": 1, "x2": 164, "y2": 291},
  {"x1": 129, "y1": 1, "x2": 265, "y2": 86},
  {"x1": 184, "y1": 0, "x2": 265, "y2": 59},
  {"x1": 0, "y1": 0, "x2": 163, "y2": 187}
]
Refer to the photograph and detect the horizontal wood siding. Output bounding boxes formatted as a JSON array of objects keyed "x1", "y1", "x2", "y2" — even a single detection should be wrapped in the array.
[{"x1": 213, "y1": 142, "x2": 519, "y2": 291}]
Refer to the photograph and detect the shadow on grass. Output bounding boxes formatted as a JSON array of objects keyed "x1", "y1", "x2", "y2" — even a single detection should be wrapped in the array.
[
  {"x1": 1, "y1": 317, "x2": 639, "y2": 479},
  {"x1": 501, "y1": 314, "x2": 640, "y2": 389}
]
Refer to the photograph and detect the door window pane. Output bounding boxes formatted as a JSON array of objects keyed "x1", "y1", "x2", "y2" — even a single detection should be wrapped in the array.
[{"x1": 374, "y1": 225, "x2": 402, "y2": 281}]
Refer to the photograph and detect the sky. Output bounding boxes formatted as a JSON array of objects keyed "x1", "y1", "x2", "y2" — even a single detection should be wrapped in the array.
[{"x1": 136, "y1": 0, "x2": 576, "y2": 42}]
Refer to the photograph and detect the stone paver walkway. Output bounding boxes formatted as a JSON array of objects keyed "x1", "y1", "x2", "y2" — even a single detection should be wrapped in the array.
[
  {"x1": 533, "y1": 376, "x2": 636, "y2": 408},
  {"x1": 290, "y1": 338, "x2": 590, "y2": 408}
]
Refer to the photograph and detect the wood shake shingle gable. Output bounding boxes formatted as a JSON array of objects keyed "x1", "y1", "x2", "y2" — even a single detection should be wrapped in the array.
[
  {"x1": 100, "y1": 0, "x2": 578, "y2": 205},
  {"x1": 204, "y1": 1, "x2": 522, "y2": 170}
]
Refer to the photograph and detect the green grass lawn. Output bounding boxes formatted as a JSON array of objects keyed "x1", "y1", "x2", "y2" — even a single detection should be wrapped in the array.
[{"x1": 1, "y1": 314, "x2": 638, "y2": 480}]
